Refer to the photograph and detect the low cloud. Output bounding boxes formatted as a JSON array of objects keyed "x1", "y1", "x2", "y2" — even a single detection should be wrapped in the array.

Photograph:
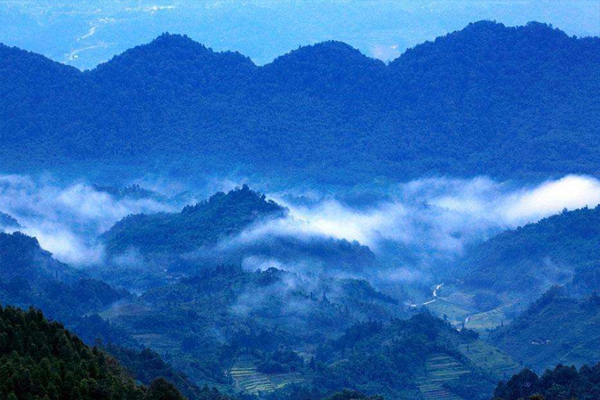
[
  {"x1": 235, "y1": 175, "x2": 600, "y2": 261},
  {"x1": 2, "y1": 173, "x2": 600, "y2": 272},
  {"x1": 0, "y1": 174, "x2": 177, "y2": 265}
]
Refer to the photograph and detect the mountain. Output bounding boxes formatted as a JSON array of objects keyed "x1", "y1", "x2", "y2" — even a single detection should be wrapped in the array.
[
  {"x1": 272, "y1": 312, "x2": 515, "y2": 400},
  {"x1": 493, "y1": 362, "x2": 600, "y2": 400},
  {"x1": 99, "y1": 186, "x2": 376, "y2": 289},
  {"x1": 0, "y1": 231, "x2": 75, "y2": 282},
  {"x1": 455, "y1": 205, "x2": 600, "y2": 304},
  {"x1": 490, "y1": 288, "x2": 600, "y2": 372},
  {"x1": 0, "y1": 232, "x2": 128, "y2": 322},
  {"x1": 0, "y1": 305, "x2": 187, "y2": 400},
  {"x1": 103, "y1": 185, "x2": 286, "y2": 257},
  {"x1": 2, "y1": 22, "x2": 600, "y2": 183},
  {"x1": 0, "y1": 212, "x2": 19, "y2": 229},
  {"x1": 99, "y1": 264, "x2": 404, "y2": 387},
  {"x1": 99, "y1": 262, "x2": 520, "y2": 400}
]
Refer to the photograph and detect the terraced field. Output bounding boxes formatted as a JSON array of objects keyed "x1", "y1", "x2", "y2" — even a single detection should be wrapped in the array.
[
  {"x1": 416, "y1": 354, "x2": 471, "y2": 400},
  {"x1": 459, "y1": 341, "x2": 521, "y2": 381},
  {"x1": 230, "y1": 359, "x2": 304, "y2": 395},
  {"x1": 424, "y1": 299, "x2": 475, "y2": 327},
  {"x1": 230, "y1": 362, "x2": 275, "y2": 395},
  {"x1": 270, "y1": 372, "x2": 304, "y2": 389},
  {"x1": 463, "y1": 307, "x2": 509, "y2": 334}
]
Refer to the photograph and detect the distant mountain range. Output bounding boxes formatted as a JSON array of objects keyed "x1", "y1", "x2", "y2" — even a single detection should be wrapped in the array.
[
  {"x1": 2, "y1": 21, "x2": 600, "y2": 184},
  {"x1": 2, "y1": 1, "x2": 595, "y2": 70}
]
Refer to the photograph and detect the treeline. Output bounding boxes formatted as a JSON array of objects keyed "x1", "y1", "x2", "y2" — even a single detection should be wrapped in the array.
[
  {"x1": 493, "y1": 363, "x2": 600, "y2": 400},
  {"x1": 0, "y1": 305, "x2": 186, "y2": 400}
]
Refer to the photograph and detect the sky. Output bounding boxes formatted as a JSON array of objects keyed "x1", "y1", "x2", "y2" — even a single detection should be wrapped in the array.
[{"x1": 0, "y1": 0, "x2": 598, "y2": 69}]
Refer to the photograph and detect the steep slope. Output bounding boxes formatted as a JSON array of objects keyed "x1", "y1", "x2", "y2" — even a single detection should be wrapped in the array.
[
  {"x1": 2, "y1": 22, "x2": 600, "y2": 183},
  {"x1": 0, "y1": 305, "x2": 187, "y2": 400},
  {"x1": 490, "y1": 288, "x2": 600, "y2": 372}
]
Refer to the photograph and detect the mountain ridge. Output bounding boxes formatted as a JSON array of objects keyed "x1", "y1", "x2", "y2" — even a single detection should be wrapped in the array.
[
  {"x1": 2, "y1": 20, "x2": 600, "y2": 184},
  {"x1": 3, "y1": 22, "x2": 592, "y2": 73}
]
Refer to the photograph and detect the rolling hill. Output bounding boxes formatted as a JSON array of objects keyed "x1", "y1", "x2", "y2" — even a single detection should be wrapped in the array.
[
  {"x1": 0, "y1": 305, "x2": 188, "y2": 400},
  {"x1": 455, "y1": 205, "x2": 600, "y2": 305},
  {"x1": 490, "y1": 288, "x2": 600, "y2": 372}
]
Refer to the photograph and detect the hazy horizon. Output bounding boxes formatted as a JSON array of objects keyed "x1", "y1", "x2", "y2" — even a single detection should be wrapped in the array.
[{"x1": 1, "y1": 0, "x2": 599, "y2": 69}]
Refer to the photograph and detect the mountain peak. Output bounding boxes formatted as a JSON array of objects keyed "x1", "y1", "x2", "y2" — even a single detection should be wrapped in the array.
[
  {"x1": 268, "y1": 40, "x2": 384, "y2": 69},
  {"x1": 91, "y1": 32, "x2": 256, "y2": 85}
]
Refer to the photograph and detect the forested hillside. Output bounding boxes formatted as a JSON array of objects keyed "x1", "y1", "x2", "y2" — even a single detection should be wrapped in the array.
[
  {"x1": 456, "y1": 206, "x2": 600, "y2": 303},
  {"x1": 493, "y1": 362, "x2": 600, "y2": 400},
  {"x1": 0, "y1": 232, "x2": 128, "y2": 323},
  {"x1": 490, "y1": 288, "x2": 600, "y2": 372},
  {"x1": 99, "y1": 186, "x2": 376, "y2": 289},
  {"x1": 2, "y1": 22, "x2": 600, "y2": 183},
  {"x1": 0, "y1": 305, "x2": 187, "y2": 400},
  {"x1": 103, "y1": 185, "x2": 286, "y2": 256}
]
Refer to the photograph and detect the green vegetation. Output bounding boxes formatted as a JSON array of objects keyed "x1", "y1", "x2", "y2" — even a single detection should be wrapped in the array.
[
  {"x1": 293, "y1": 313, "x2": 497, "y2": 400},
  {"x1": 106, "y1": 345, "x2": 208, "y2": 400},
  {"x1": 490, "y1": 288, "x2": 600, "y2": 372},
  {"x1": 416, "y1": 354, "x2": 470, "y2": 400},
  {"x1": 493, "y1": 363, "x2": 600, "y2": 400},
  {"x1": 2, "y1": 22, "x2": 600, "y2": 184},
  {"x1": 458, "y1": 342, "x2": 520, "y2": 382},
  {"x1": 0, "y1": 232, "x2": 128, "y2": 323},
  {"x1": 457, "y1": 205, "x2": 600, "y2": 304},
  {"x1": 230, "y1": 360, "x2": 276, "y2": 395},
  {"x1": 99, "y1": 263, "x2": 403, "y2": 389},
  {"x1": 103, "y1": 185, "x2": 286, "y2": 256},
  {"x1": 0, "y1": 305, "x2": 185, "y2": 400},
  {"x1": 98, "y1": 186, "x2": 375, "y2": 290}
]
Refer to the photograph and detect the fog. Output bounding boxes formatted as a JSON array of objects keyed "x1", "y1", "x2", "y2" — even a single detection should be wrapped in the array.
[
  {"x1": 1, "y1": 173, "x2": 600, "y2": 272},
  {"x1": 239, "y1": 175, "x2": 600, "y2": 256},
  {"x1": 0, "y1": 174, "x2": 177, "y2": 265}
]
